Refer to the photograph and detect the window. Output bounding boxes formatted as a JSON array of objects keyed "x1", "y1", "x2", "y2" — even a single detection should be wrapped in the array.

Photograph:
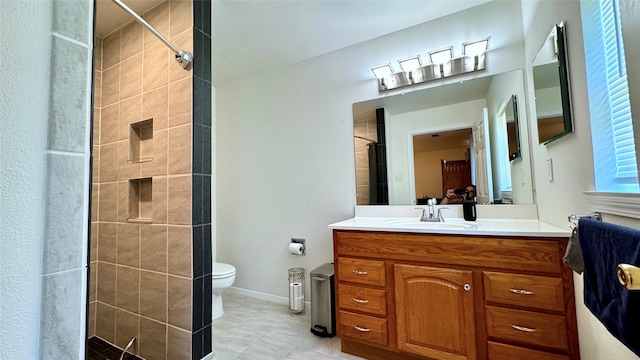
[{"x1": 582, "y1": 0, "x2": 638, "y2": 193}]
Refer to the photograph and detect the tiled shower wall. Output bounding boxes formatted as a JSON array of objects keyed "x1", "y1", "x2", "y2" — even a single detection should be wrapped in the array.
[
  {"x1": 354, "y1": 115, "x2": 377, "y2": 205},
  {"x1": 90, "y1": 1, "x2": 212, "y2": 359}
]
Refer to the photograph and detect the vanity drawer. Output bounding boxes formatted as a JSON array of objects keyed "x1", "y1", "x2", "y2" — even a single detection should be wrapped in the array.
[
  {"x1": 337, "y1": 257, "x2": 386, "y2": 287},
  {"x1": 483, "y1": 272, "x2": 565, "y2": 312},
  {"x1": 487, "y1": 341, "x2": 570, "y2": 360},
  {"x1": 338, "y1": 284, "x2": 387, "y2": 316},
  {"x1": 485, "y1": 306, "x2": 568, "y2": 351},
  {"x1": 338, "y1": 310, "x2": 388, "y2": 346}
]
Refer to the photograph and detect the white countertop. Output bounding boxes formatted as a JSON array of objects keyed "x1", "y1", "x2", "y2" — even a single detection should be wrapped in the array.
[{"x1": 328, "y1": 217, "x2": 571, "y2": 237}]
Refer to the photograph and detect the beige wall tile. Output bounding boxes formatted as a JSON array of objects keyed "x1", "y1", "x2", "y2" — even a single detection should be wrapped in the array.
[
  {"x1": 91, "y1": 179, "x2": 99, "y2": 219},
  {"x1": 169, "y1": 0, "x2": 192, "y2": 38},
  {"x1": 117, "y1": 181, "x2": 129, "y2": 222},
  {"x1": 143, "y1": 1, "x2": 169, "y2": 51},
  {"x1": 98, "y1": 222, "x2": 117, "y2": 263},
  {"x1": 142, "y1": 86, "x2": 168, "y2": 130},
  {"x1": 143, "y1": 45, "x2": 169, "y2": 92},
  {"x1": 115, "y1": 309, "x2": 140, "y2": 354},
  {"x1": 101, "y1": 103, "x2": 119, "y2": 145},
  {"x1": 120, "y1": 54, "x2": 142, "y2": 101},
  {"x1": 141, "y1": 129, "x2": 168, "y2": 178},
  {"x1": 167, "y1": 225, "x2": 191, "y2": 277},
  {"x1": 97, "y1": 262, "x2": 117, "y2": 305},
  {"x1": 140, "y1": 317, "x2": 167, "y2": 360},
  {"x1": 169, "y1": 29, "x2": 193, "y2": 83},
  {"x1": 151, "y1": 176, "x2": 168, "y2": 223},
  {"x1": 98, "y1": 182, "x2": 118, "y2": 222},
  {"x1": 90, "y1": 222, "x2": 98, "y2": 262},
  {"x1": 118, "y1": 140, "x2": 142, "y2": 181},
  {"x1": 116, "y1": 265, "x2": 140, "y2": 313},
  {"x1": 141, "y1": 224, "x2": 167, "y2": 272},
  {"x1": 140, "y1": 270, "x2": 167, "y2": 322},
  {"x1": 168, "y1": 77, "x2": 192, "y2": 127},
  {"x1": 96, "y1": 302, "x2": 116, "y2": 343},
  {"x1": 168, "y1": 124, "x2": 191, "y2": 175},
  {"x1": 167, "y1": 275, "x2": 191, "y2": 331},
  {"x1": 167, "y1": 175, "x2": 191, "y2": 225},
  {"x1": 92, "y1": 145, "x2": 100, "y2": 184},
  {"x1": 93, "y1": 70, "x2": 102, "y2": 108},
  {"x1": 88, "y1": 301, "x2": 97, "y2": 338},
  {"x1": 119, "y1": 95, "x2": 142, "y2": 141},
  {"x1": 121, "y1": 21, "x2": 143, "y2": 61},
  {"x1": 93, "y1": 108, "x2": 101, "y2": 147},
  {"x1": 117, "y1": 223, "x2": 140, "y2": 267},
  {"x1": 102, "y1": 65, "x2": 120, "y2": 107},
  {"x1": 99, "y1": 142, "x2": 118, "y2": 183},
  {"x1": 89, "y1": 261, "x2": 97, "y2": 302},
  {"x1": 166, "y1": 326, "x2": 191, "y2": 360},
  {"x1": 102, "y1": 30, "x2": 121, "y2": 70},
  {"x1": 94, "y1": 37, "x2": 103, "y2": 70}
]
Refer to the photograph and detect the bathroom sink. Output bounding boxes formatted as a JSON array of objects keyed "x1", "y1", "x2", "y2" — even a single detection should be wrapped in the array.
[{"x1": 385, "y1": 219, "x2": 479, "y2": 230}]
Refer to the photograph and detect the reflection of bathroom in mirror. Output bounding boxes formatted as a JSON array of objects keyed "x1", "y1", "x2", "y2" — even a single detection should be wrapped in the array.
[
  {"x1": 505, "y1": 94, "x2": 521, "y2": 161},
  {"x1": 353, "y1": 69, "x2": 534, "y2": 206},
  {"x1": 533, "y1": 21, "x2": 573, "y2": 144}
]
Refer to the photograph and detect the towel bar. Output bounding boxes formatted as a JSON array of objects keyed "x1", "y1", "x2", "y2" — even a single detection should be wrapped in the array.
[
  {"x1": 568, "y1": 212, "x2": 602, "y2": 223},
  {"x1": 617, "y1": 264, "x2": 640, "y2": 290}
]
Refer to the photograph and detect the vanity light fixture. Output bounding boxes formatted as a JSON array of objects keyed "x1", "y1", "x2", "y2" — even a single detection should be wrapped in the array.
[
  {"x1": 371, "y1": 63, "x2": 394, "y2": 79},
  {"x1": 428, "y1": 47, "x2": 453, "y2": 65},
  {"x1": 398, "y1": 55, "x2": 422, "y2": 72},
  {"x1": 374, "y1": 40, "x2": 489, "y2": 92},
  {"x1": 462, "y1": 37, "x2": 490, "y2": 57}
]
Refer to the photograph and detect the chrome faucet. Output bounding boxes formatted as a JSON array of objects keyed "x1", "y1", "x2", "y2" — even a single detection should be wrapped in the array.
[{"x1": 415, "y1": 199, "x2": 448, "y2": 222}]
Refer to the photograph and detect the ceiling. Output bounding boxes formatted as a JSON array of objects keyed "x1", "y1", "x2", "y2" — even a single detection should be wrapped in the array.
[{"x1": 95, "y1": 0, "x2": 494, "y2": 85}]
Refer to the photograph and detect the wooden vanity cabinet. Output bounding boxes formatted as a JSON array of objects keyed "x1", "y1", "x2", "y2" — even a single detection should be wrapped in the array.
[{"x1": 333, "y1": 230, "x2": 580, "y2": 360}]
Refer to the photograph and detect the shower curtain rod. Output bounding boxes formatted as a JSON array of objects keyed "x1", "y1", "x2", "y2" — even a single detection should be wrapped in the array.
[{"x1": 112, "y1": 0, "x2": 193, "y2": 70}]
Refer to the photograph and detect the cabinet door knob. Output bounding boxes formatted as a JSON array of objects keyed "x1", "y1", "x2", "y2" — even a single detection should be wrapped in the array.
[
  {"x1": 353, "y1": 298, "x2": 369, "y2": 304},
  {"x1": 352, "y1": 269, "x2": 368, "y2": 275},
  {"x1": 509, "y1": 288, "x2": 535, "y2": 295},
  {"x1": 463, "y1": 283, "x2": 471, "y2": 291},
  {"x1": 511, "y1": 325, "x2": 538, "y2": 332},
  {"x1": 354, "y1": 326, "x2": 371, "y2": 332}
]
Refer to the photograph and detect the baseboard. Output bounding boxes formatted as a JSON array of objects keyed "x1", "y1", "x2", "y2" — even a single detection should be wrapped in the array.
[
  {"x1": 226, "y1": 286, "x2": 310, "y2": 307},
  {"x1": 201, "y1": 352, "x2": 215, "y2": 360}
]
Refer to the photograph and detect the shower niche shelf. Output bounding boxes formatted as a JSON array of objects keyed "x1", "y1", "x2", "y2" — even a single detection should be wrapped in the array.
[
  {"x1": 128, "y1": 118, "x2": 154, "y2": 164},
  {"x1": 128, "y1": 177, "x2": 152, "y2": 223}
]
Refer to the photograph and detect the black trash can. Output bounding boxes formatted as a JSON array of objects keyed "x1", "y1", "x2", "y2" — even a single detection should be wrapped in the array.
[{"x1": 310, "y1": 263, "x2": 336, "y2": 337}]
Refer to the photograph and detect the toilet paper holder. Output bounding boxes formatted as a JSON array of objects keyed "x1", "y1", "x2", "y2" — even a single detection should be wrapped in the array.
[{"x1": 290, "y1": 238, "x2": 306, "y2": 256}]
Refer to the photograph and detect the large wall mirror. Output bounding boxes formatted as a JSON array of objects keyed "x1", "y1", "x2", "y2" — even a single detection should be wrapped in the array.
[
  {"x1": 353, "y1": 69, "x2": 534, "y2": 206},
  {"x1": 533, "y1": 21, "x2": 573, "y2": 144}
]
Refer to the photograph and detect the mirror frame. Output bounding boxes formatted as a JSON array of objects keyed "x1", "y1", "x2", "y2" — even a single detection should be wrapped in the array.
[
  {"x1": 506, "y1": 94, "x2": 521, "y2": 161},
  {"x1": 534, "y1": 20, "x2": 573, "y2": 144}
]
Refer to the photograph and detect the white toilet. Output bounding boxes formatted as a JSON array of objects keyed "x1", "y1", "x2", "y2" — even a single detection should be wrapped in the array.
[{"x1": 212, "y1": 263, "x2": 236, "y2": 320}]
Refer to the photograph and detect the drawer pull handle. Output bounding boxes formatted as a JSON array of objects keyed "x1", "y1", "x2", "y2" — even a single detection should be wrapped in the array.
[
  {"x1": 509, "y1": 288, "x2": 535, "y2": 295},
  {"x1": 353, "y1": 298, "x2": 369, "y2": 304},
  {"x1": 352, "y1": 270, "x2": 368, "y2": 275},
  {"x1": 354, "y1": 326, "x2": 371, "y2": 332},
  {"x1": 511, "y1": 325, "x2": 538, "y2": 333}
]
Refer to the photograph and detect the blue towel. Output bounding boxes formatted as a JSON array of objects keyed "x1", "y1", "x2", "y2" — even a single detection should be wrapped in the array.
[{"x1": 579, "y1": 218, "x2": 640, "y2": 357}]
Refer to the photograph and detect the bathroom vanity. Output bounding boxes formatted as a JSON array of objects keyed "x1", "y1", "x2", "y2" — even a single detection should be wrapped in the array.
[{"x1": 329, "y1": 210, "x2": 579, "y2": 360}]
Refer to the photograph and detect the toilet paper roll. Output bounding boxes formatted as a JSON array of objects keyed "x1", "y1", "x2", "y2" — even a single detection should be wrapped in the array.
[
  {"x1": 290, "y1": 282, "x2": 304, "y2": 311},
  {"x1": 289, "y1": 243, "x2": 304, "y2": 255}
]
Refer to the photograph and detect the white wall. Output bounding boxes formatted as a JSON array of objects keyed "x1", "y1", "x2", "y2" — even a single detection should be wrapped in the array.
[
  {"x1": 522, "y1": 1, "x2": 639, "y2": 359},
  {"x1": 485, "y1": 69, "x2": 534, "y2": 204},
  {"x1": 215, "y1": 0, "x2": 525, "y2": 300},
  {"x1": 0, "y1": 1, "x2": 51, "y2": 358}
]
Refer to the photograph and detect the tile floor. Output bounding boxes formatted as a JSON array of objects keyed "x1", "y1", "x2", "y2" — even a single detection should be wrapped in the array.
[{"x1": 211, "y1": 292, "x2": 365, "y2": 360}]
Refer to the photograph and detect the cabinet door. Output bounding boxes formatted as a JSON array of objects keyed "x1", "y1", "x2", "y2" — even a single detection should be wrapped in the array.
[{"x1": 395, "y1": 264, "x2": 476, "y2": 360}]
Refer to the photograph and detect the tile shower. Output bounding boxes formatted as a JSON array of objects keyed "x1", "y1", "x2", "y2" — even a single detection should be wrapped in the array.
[{"x1": 89, "y1": 1, "x2": 213, "y2": 359}]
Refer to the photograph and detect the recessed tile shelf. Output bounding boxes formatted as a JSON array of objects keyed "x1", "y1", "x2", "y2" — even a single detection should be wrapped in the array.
[
  {"x1": 129, "y1": 118, "x2": 153, "y2": 163},
  {"x1": 128, "y1": 177, "x2": 152, "y2": 222}
]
